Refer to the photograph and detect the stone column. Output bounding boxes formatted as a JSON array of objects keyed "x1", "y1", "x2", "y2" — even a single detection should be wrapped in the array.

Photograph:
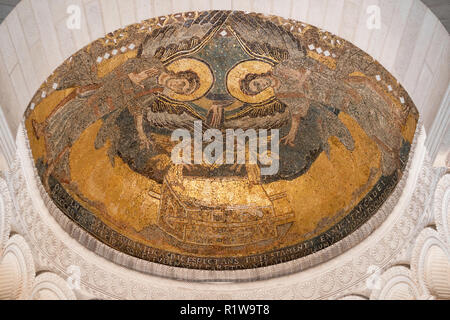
[
  {"x1": 0, "y1": 235, "x2": 35, "y2": 300},
  {"x1": 0, "y1": 251, "x2": 22, "y2": 299},
  {"x1": 424, "y1": 245, "x2": 450, "y2": 299},
  {"x1": 30, "y1": 273, "x2": 76, "y2": 300}
]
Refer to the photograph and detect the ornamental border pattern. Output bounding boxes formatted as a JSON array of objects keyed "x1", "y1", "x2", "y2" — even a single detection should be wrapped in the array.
[
  {"x1": 21, "y1": 10, "x2": 420, "y2": 273},
  {"x1": 6, "y1": 119, "x2": 445, "y2": 299},
  {"x1": 0, "y1": 174, "x2": 12, "y2": 253},
  {"x1": 17, "y1": 118, "x2": 420, "y2": 283},
  {"x1": 433, "y1": 174, "x2": 450, "y2": 245},
  {"x1": 30, "y1": 272, "x2": 77, "y2": 300}
]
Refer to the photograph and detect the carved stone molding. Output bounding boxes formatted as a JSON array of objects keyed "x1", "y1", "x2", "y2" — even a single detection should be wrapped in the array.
[
  {"x1": 12, "y1": 113, "x2": 424, "y2": 284},
  {"x1": 369, "y1": 266, "x2": 422, "y2": 300},
  {"x1": 30, "y1": 272, "x2": 76, "y2": 300},
  {"x1": 424, "y1": 245, "x2": 450, "y2": 299},
  {"x1": 6, "y1": 114, "x2": 447, "y2": 299},
  {"x1": 411, "y1": 228, "x2": 450, "y2": 300},
  {"x1": 0, "y1": 235, "x2": 35, "y2": 300},
  {"x1": 0, "y1": 0, "x2": 447, "y2": 300},
  {"x1": 0, "y1": 175, "x2": 11, "y2": 254},
  {"x1": 433, "y1": 174, "x2": 450, "y2": 244}
]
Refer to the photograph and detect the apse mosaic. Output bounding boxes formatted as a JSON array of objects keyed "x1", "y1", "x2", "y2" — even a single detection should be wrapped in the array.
[{"x1": 24, "y1": 11, "x2": 418, "y2": 270}]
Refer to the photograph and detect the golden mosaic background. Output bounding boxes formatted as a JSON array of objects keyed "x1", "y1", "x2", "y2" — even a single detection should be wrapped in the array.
[{"x1": 24, "y1": 11, "x2": 418, "y2": 270}]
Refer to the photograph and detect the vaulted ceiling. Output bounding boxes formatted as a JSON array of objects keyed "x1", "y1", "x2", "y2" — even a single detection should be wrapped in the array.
[
  {"x1": 1, "y1": 0, "x2": 449, "y2": 32},
  {"x1": 0, "y1": 0, "x2": 19, "y2": 25},
  {"x1": 422, "y1": 0, "x2": 450, "y2": 32}
]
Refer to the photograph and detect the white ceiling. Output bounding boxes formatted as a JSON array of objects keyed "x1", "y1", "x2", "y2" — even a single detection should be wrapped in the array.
[
  {"x1": 0, "y1": 1, "x2": 448, "y2": 34},
  {"x1": 422, "y1": 0, "x2": 450, "y2": 32},
  {"x1": 0, "y1": 0, "x2": 19, "y2": 24}
]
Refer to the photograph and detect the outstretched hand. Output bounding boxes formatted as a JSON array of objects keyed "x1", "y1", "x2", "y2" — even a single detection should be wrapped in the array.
[
  {"x1": 280, "y1": 131, "x2": 296, "y2": 147},
  {"x1": 129, "y1": 67, "x2": 160, "y2": 88},
  {"x1": 207, "y1": 104, "x2": 223, "y2": 128}
]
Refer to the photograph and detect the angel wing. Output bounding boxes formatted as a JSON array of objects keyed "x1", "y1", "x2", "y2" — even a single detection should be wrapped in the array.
[
  {"x1": 227, "y1": 11, "x2": 307, "y2": 64},
  {"x1": 221, "y1": 13, "x2": 353, "y2": 158},
  {"x1": 141, "y1": 10, "x2": 231, "y2": 63},
  {"x1": 146, "y1": 109, "x2": 201, "y2": 132},
  {"x1": 93, "y1": 12, "x2": 231, "y2": 165},
  {"x1": 317, "y1": 106, "x2": 355, "y2": 156},
  {"x1": 57, "y1": 51, "x2": 99, "y2": 90}
]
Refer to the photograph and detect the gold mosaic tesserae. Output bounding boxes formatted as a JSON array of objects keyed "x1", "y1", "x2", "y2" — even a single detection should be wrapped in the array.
[{"x1": 24, "y1": 11, "x2": 418, "y2": 271}]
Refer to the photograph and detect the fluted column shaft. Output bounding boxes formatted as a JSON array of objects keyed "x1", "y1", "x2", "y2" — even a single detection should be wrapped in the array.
[{"x1": 0, "y1": 253, "x2": 21, "y2": 300}]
